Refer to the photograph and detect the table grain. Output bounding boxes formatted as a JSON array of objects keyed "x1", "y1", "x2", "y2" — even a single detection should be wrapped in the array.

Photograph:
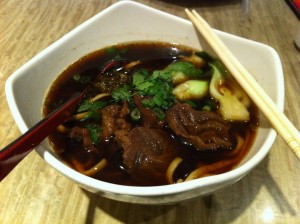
[{"x1": 1, "y1": 0, "x2": 300, "y2": 223}]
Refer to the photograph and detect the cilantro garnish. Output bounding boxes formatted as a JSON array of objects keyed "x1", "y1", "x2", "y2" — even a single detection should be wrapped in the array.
[
  {"x1": 77, "y1": 100, "x2": 107, "y2": 121},
  {"x1": 86, "y1": 123, "x2": 102, "y2": 145},
  {"x1": 111, "y1": 84, "x2": 132, "y2": 102},
  {"x1": 133, "y1": 69, "x2": 176, "y2": 110}
]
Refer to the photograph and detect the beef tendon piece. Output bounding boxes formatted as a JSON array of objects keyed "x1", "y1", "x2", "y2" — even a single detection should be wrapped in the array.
[
  {"x1": 115, "y1": 127, "x2": 179, "y2": 185},
  {"x1": 166, "y1": 103, "x2": 232, "y2": 151}
]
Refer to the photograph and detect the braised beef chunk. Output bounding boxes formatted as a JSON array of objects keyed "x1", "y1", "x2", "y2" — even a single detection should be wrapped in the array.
[
  {"x1": 101, "y1": 102, "x2": 131, "y2": 140},
  {"x1": 115, "y1": 127, "x2": 179, "y2": 185},
  {"x1": 166, "y1": 103, "x2": 232, "y2": 151},
  {"x1": 68, "y1": 126, "x2": 100, "y2": 157},
  {"x1": 69, "y1": 126, "x2": 93, "y2": 147}
]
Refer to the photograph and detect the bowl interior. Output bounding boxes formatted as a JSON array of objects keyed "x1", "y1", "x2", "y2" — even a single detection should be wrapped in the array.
[{"x1": 5, "y1": 1, "x2": 284, "y2": 203}]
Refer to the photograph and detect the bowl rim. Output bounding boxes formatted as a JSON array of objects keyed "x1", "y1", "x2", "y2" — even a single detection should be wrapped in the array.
[{"x1": 5, "y1": 0, "x2": 284, "y2": 197}]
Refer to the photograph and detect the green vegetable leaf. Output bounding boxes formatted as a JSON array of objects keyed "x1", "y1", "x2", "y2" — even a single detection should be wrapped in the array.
[
  {"x1": 86, "y1": 123, "x2": 102, "y2": 145},
  {"x1": 150, "y1": 61, "x2": 202, "y2": 81},
  {"x1": 195, "y1": 51, "x2": 215, "y2": 62},
  {"x1": 210, "y1": 60, "x2": 228, "y2": 77},
  {"x1": 165, "y1": 61, "x2": 202, "y2": 79}
]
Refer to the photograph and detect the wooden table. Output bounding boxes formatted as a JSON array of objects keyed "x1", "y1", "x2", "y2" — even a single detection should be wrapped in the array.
[{"x1": 1, "y1": 0, "x2": 299, "y2": 223}]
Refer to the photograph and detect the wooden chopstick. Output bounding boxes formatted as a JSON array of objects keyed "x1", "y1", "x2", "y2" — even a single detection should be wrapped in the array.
[{"x1": 185, "y1": 9, "x2": 300, "y2": 160}]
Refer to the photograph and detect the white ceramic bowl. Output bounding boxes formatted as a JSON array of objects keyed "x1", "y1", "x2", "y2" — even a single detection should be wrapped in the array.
[{"x1": 5, "y1": 1, "x2": 284, "y2": 204}]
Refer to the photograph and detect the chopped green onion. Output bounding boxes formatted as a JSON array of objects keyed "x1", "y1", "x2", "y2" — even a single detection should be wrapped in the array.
[
  {"x1": 142, "y1": 98, "x2": 155, "y2": 108},
  {"x1": 130, "y1": 108, "x2": 141, "y2": 121},
  {"x1": 153, "y1": 107, "x2": 165, "y2": 120}
]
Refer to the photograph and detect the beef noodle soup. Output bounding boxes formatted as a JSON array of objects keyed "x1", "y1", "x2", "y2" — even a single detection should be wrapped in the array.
[{"x1": 43, "y1": 42, "x2": 259, "y2": 186}]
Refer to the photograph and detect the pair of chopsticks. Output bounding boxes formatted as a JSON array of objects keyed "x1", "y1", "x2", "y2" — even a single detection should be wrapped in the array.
[{"x1": 185, "y1": 9, "x2": 300, "y2": 161}]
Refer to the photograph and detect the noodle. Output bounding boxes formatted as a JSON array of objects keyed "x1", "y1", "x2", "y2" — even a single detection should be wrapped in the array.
[
  {"x1": 184, "y1": 135, "x2": 248, "y2": 181},
  {"x1": 185, "y1": 159, "x2": 235, "y2": 181},
  {"x1": 123, "y1": 61, "x2": 141, "y2": 70},
  {"x1": 166, "y1": 157, "x2": 183, "y2": 184},
  {"x1": 90, "y1": 93, "x2": 110, "y2": 102},
  {"x1": 73, "y1": 111, "x2": 89, "y2": 120},
  {"x1": 57, "y1": 124, "x2": 70, "y2": 133},
  {"x1": 70, "y1": 157, "x2": 86, "y2": 172},
  {"x1": 81, "y1": 158, "x2": 107, "y2": 176},
  {"x1": 223, "y1": 135, "x2": 244, "y2": 158},
  {"x1": 70, "y1": 156, "x2": 107, "y2": 176}
]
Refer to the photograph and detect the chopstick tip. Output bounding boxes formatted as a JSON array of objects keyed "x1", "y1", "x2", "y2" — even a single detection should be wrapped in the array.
[{"x1": 185, "y1": 8, "x2": 191, "y2": 14}]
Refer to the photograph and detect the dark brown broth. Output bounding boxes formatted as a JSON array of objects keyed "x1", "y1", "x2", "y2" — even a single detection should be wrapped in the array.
[{"x1": 43, "y1": 42, "x2": 258, "y2": 186}]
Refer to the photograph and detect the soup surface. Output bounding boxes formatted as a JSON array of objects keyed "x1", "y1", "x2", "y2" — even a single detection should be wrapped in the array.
[{"x1": 43, "y1": 42, "x2": 259, "y2": 186}]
